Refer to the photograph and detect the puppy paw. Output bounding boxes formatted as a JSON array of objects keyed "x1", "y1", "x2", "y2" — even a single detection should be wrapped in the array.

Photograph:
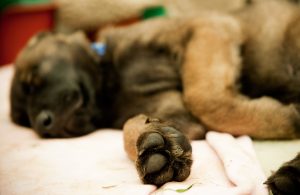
[
  {"x1": 265, "y1": 153, "x2": 300, "y2": 195},
  {"x1": 136, "y1": 119, "x2": 192, "y2": 186}
]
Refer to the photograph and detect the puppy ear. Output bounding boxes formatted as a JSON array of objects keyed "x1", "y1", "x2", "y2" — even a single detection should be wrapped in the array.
[
  {"x1": 14, "y1": 31, "x2": 52, "y2": 68},
  {"x1": 68, "y1": 31, "x2": 100, "y2": 63},
  {"x1": 26, "y1": 31, "x2": 52, "y2": 48},
  {"x1": 68, "y1": 31, "x2": 89, "y2": 45}
]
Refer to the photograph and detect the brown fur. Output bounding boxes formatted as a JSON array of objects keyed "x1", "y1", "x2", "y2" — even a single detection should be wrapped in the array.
[{"x1": 182, "y1": 12, "x2": 300, "y2": 139}]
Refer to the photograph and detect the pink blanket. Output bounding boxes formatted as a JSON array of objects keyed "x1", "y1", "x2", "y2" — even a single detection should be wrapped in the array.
[{"x1": 0, "y1": 66, "x2": 268, "y2": 194}]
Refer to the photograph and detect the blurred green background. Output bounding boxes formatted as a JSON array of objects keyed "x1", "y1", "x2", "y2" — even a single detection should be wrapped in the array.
[{"x1": 1, "y1": 0, "x2": 50, "y2": 11}]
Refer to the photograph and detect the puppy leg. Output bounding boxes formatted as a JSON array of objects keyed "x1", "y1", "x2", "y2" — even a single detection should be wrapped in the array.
[
  {"x1": 265, "y1": 153, "x2": 300, "y2": 195},
  {"x1": 122, "y1": 90, "x2": 207, "y2": 186},
  {"x1": 123, "y1": 114, "x2": 192, "y2": 186},
  {"x1": 182, "y1": 23, "x2": 300, "y2": 139}
]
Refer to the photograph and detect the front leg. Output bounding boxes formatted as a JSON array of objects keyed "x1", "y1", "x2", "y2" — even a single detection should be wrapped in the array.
[{"x1": 123, "y1": 114, "x2": 192, "y2": 186}]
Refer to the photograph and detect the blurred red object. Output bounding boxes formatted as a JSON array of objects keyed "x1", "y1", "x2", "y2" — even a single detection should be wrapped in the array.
[{"x1": 0, "y1": 3, "x2": 56, "y2": 65}]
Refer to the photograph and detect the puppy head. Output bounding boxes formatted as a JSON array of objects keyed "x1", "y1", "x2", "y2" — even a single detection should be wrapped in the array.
[{"x1": 11, "y1": 31, "x2": 103, "y2": 138}]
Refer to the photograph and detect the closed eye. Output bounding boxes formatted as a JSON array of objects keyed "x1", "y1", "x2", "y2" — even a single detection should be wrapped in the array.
[
  {"x1": 21, "y1": 82, "x2": 36, "y2": 95},
  {"x1": 79, "y1": 82, "x2": 89, "y2": 107},
  {"x1": 62, "y1": 90, "x2": 81, "y2": 105}
]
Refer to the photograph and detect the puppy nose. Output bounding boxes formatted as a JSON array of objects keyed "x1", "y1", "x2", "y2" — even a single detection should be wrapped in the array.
[{"x1": 36, "y1": 111, "x2": 54, "y2": 133}]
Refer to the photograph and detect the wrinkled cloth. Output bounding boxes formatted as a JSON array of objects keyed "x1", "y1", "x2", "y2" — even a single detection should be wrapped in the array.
[{"x1": 156, "y1": 132, "x2": 268, "y2": 195}]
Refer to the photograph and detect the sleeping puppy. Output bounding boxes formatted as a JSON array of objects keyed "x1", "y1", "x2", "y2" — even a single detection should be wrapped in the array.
[
  {"x1": 10, "y1": 30, "x2": 205, "y2": 185},
  {"x1": 10, "y1": 0, "x2": 300, "y2": 190}
]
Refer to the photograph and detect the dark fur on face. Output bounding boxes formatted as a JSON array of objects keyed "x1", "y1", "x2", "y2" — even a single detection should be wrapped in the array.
[{"x1": 10, "y1": 32, "x2": 110, "y2": 137}]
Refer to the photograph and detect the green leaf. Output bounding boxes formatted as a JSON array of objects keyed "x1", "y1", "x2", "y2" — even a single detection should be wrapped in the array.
[{"x1": 175, "y1": 184, "x2": 194, "y2": 193}]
